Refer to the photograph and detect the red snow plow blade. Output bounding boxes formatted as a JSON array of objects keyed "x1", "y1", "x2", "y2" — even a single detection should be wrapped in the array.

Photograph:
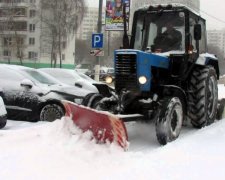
[{"x1": 62, "y1": 100, "x2": 128, "y2": 150}]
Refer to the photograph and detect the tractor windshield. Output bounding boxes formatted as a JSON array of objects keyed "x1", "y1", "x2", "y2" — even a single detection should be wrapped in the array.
[{"x1": 133, "y1": 11, "x2": 185, "y2": 53}]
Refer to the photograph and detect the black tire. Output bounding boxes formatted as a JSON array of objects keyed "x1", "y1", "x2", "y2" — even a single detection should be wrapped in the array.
[
  {"x1": 156, "y1": 97, "x2": 183, "y2": 145},
  {"x1": 0, "y1": 115, "x2": 7, "y2": 129},
  {"x1": 217, "y1": 98, "x2": 225, "y2": 120},
  {"x1": 187, "y1": 66, "x2": 218, "y2": 128},
  {"x1": 40, "y1": 104, "x2": 64, "y2": 122},
  {"x1": 82, "y1": 93, "x2": 96, "y2": 106},
  {"x1": 82, "y1": 93, "x2": 104, "y2": 109}
]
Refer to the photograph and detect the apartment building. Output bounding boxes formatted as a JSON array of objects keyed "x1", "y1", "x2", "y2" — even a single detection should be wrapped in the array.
[
  {"x1": 0, "y1": 2, "x2": 118, "y2": 68},
  {"x1": 207, "y1": 29, "x2": 225, "y2": 57},
  {"x1": 0, "y1": 0, "x2": 41, "y2": 66},
  {"x1": 0, "y1": 0, "x2": 80, "y2": 68},
  {"x1": 76, "y1": 7, "x2": 98, "y2": 40}
]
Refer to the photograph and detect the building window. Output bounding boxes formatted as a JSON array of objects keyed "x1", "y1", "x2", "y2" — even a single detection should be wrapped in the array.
[
  {"x1": 29, "y1": 10, "x2": 35, "y2": 17},
  {"x1": 3, "y1": 50, "x2": 11, "y2": 57},
  {"x1": 28, "y1": 51, "x2": 37, "y2": 60},
  {"x1": 16, "y1": 37, "x2": 24, "y2": 45},
  {"x1": 3, "y1": 37, "x2": 12, "y2": 45},
  {"x1": 62, "y1": 41, "x2": 66, "y2": 49},
  {"x1": 16, "y1": 21, "x2": 27, "y2": 31},
  {"x1": 62, "y1": 54, "x2": 65, "y2": 61},
  {"x1": 29, "y1": 37, "x2": 35, "y2": 45},
  {"x1": 15, "y1": 8, "x2": 26, "y2": 16},
  {"x1": 29, "y1": 24, "x2": 35, "y2": 32},
  {"x1": 17, "y1": 50, "x2": 23, "y2": 58}
]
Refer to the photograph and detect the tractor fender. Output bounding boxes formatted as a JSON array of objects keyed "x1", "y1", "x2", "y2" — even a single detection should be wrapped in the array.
[
  {"x1": 160, "y1": 85, "x2": 187, "y2": 115},
  {"x1": 195, "y1": 53, "x2": 220, "y2": 79}
]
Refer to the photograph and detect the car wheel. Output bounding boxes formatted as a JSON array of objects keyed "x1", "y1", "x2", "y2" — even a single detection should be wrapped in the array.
[
  {"x1": 0, "y1": 115, "x2": 7, "y2": 129},
  {"x1": 82, "y1": 93, "x2": 96, "y2": 106},
  {"x1": 40, "y1": 104, "x2": 64, "y2": 122}
]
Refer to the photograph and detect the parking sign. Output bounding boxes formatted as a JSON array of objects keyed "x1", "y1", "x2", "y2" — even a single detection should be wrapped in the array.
[{"x1": 92, "y1": 33, "x2": 103, "y2": 48}]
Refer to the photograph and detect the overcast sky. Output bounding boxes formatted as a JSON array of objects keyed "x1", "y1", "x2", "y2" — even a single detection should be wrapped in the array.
[
  {"x1": 87, "y1": 0, "x2": 225, "y2": 30},
  {"x1": 200, "y1": 0, "x2": 225, "y2": 30}
]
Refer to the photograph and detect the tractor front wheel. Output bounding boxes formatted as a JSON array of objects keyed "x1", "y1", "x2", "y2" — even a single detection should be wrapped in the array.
[{"x1": 155, "y1": 97, "x2": 183, "y2": 145}]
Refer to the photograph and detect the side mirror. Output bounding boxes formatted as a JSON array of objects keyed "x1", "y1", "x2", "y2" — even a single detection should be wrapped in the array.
[
  {"x1": 20, "y1": 79, "x2": 34, "y2": 89},
  {"x1": 194, "y1": 24, "x2": 201, "y2": 41}
]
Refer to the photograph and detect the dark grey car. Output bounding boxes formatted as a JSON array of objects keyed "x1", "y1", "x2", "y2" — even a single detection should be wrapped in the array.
[{"x1": 0, "y1": 64, "x2": 92, "y2": 122}]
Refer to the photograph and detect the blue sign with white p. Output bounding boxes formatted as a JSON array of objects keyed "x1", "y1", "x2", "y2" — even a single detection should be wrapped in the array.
[{"x1": 92, "y1": 33, "x2": 103, "y2": 48}]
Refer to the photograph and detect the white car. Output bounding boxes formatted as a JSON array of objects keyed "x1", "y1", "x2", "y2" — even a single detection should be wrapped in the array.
[
  {"x1": 39, "y1": 68, "x2": 102, "y2": 92},
  {"x1": 0, "y1": 96, "x2": 7, "y2": 129},
  {"x1": 39, "y1": 68, "x2": 113, "y2": 100}
]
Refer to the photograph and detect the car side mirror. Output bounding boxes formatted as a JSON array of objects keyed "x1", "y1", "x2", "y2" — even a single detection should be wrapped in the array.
[
  {"x1": 194, "y1": 24, "x2": 201, "y2": 41},
  {"x1": 20, "y1": 79, "x2": 34, "y2": 89}
]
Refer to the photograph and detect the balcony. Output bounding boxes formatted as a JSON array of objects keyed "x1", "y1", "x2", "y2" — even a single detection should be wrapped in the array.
[
  {"x1": 0, "y1": 21, "x2": 27, "y2": 34},
  {"x1": 0, "y1": 7, "x2": 28, "y2": 20},
  {"x1": 0, "y1": 0, "x2": 29, "y2": 7}
]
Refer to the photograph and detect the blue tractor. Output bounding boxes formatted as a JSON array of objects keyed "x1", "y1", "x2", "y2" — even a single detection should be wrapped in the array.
[{"x1": 83, "y1": 4, "x2": 220, "y2": 145}]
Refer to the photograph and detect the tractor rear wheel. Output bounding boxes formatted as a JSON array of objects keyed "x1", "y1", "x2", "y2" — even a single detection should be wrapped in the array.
[
  {"x1": 187, "y1": 66, "x2": 218, "y2": 128},
  {"x1": 156, "y1": 97, "x2": 183, "y2": 145}
]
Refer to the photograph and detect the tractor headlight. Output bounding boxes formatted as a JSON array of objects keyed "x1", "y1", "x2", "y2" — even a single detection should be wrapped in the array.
[
  {"x1": 105, "y1": 76, "x2": 113, "y2": 84},
  {"x1": 139, "y1": 76, "x2": 147, "y2": 84}
]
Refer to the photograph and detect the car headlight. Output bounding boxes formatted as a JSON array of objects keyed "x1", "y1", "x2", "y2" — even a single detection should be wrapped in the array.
[
  {"x1": 139, "y1": 76, "x2": 147, "y2": 85},
  {"x1": 105, "y1": 76, "x2": 113, "y2": 84}
]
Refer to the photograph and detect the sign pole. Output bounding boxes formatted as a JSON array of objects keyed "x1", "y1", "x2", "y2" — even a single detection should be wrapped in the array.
[{"x1": 94, "y1": 0, "x2": 103, "y2": 81}]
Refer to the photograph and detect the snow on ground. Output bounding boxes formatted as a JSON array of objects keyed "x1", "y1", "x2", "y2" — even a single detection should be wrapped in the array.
[{"x1": 0, "y1": 85, "x2": 225, "y2": 180}]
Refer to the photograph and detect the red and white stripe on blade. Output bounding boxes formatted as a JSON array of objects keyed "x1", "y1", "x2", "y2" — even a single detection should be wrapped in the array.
[{"x1": 62, "y1": 100, "x2": 128, "y2": 150}]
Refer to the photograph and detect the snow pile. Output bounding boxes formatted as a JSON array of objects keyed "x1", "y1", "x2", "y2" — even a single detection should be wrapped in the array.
[
  {"x1": 1, "y1": 118, "x2": 225, "y2": 179},
  {"x1": 0, "y1": 117, "x2": 124, "y2": 179}
]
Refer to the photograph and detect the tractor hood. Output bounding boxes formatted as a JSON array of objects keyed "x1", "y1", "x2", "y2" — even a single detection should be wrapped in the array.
[{"x1": 114, "y1": 49, "x2": 169, "y2": 92}]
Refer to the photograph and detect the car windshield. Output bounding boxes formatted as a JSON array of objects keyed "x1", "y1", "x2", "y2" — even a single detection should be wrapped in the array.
[
  {"x1": 133, "y1": 11, "x2": 185, "y2": 52},
  {"x1": 22, "y1": 69, "x2": 60, "y2": 85},
  {"x1": 78, "y1": 72, "x2": 96, "y2": 82},
  {"x1": 40, "y1": 69, "x2": 81, "y2": 85}
]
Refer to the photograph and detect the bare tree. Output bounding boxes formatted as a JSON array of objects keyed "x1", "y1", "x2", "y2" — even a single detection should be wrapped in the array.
[{"x1": 39, "y1": 0, "x2": 86, "y2": 68}]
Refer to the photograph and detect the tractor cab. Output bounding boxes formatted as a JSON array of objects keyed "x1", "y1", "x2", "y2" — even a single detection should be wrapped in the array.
[{"x1": 130, "y1": 5, "x2": 206, "y2": 56}]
